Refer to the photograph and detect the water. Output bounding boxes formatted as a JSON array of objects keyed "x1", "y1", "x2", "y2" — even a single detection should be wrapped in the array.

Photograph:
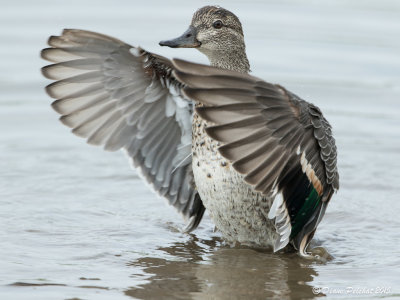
[{"x1": 1, "y1": 0, "x2": 400, "y2": 299}]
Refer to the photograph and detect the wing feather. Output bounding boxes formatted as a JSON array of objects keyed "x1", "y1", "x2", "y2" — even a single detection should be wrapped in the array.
[
  {"x1": 173, "y1": 58, "x2": 339, "y2": 252},
  {"x1": 42, "y1": 30, "x2": 205, "y2": 230}
]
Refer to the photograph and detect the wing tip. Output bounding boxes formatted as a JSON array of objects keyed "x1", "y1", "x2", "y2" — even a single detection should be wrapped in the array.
[
  {"x1": 41, "y1": 64, "x2": 55, "y2": 80},
  {"x1": 47, "y1": 35, "x2": 62, "y2": 47},
  {"x1": 273, "y1": 236, "x2": 290, "y2": 253},
  {"x1": 50, "y1": 99, "x2": 64, "y2": 114},
  {"x1": 62, "y1": 28, "x2": 76, "y2": 35},
  {"x1": 59, "y1": 115, "x2": 75, "y2": 128},
  {"x1": 44, "y1": 82, "x2": 58, "y2": 99},
  {"x1": 40, "y1": 48, "x2": 52, "y2": 61},
  {"x1": 183, "y1": 198, "x2": 206, "y2": 233}
]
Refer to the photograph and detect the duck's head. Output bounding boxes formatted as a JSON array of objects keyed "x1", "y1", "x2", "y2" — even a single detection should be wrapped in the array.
[{"x1": 159, "y1": 6, "x2": 250, "y2": 73}]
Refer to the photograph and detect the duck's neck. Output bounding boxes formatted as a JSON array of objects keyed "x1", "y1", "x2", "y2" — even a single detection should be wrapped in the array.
[{"x1": 201, "y1": 48, "x2": 250, "y2": 74}]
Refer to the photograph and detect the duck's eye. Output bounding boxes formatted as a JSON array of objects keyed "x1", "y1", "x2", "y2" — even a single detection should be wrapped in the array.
[{"x1": 213, "y1": 20, "x2": 223, "y2": 29}]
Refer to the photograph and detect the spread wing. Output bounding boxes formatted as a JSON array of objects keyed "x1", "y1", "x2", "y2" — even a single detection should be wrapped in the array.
[
  {"x1": 41, "y1": 30, "x2": 205, "y2": 231},
  {"x1": 173, "y1": 59, "x2": 339, "y2": 253}
]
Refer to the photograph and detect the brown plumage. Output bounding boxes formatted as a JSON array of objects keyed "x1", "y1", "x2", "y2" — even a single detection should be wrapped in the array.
[{"x1": 41, "y1": 5, "x2": 339, "y2": 256}]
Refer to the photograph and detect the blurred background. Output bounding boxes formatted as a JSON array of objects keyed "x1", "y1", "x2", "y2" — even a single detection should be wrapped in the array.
[{"x1": 1, "y1": 0, "x2": 399, "y2": 299}]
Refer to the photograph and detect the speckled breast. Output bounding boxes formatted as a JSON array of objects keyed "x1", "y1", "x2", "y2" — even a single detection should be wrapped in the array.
[{"x1": 192, "y1": 110, "x2": 278, "y2": 248}]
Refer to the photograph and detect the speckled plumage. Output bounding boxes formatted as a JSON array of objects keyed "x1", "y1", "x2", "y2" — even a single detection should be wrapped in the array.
[
  {"x1": 191, "y1": 6, "x2": 250, "y2": 73},
  {"x1": 188, "y1": 6, "x2": 277, "y2": 247},
  {"x1": 41, "y1": 5, "x2": 339, "y2": 257},
  {"x1": 192, "y1": 110, "x2": 278, "y2": 248}
]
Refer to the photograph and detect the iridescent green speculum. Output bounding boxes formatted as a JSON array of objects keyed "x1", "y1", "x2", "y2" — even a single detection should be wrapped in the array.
[{"x1": 290, "y1": 187, "x2": 321, "y2": 239}]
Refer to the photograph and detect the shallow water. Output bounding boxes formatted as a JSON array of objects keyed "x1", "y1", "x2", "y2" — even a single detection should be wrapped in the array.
[{"x1": 1, "y1": 0, "x2": 400, "y2": 299}]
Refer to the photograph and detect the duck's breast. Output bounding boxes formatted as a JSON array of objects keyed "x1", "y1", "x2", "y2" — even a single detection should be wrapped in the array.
[{"x1": 191, "y1": 110, "x2": 277, "y2": 247}]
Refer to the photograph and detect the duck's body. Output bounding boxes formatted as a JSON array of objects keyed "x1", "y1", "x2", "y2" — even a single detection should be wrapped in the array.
[
  {"x1": 193, "y1": 113, "x2": 278, "y2": 248},
  {"x1": 181, "y1": 6, "x2": 278, "y2": 248},
  {"x1": 41, "y1": 5, "x2": 339, "y2": 256}
]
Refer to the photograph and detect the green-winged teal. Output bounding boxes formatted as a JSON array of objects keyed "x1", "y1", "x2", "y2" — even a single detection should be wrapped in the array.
[{"x1": 41, "y1": 5, "x2": 339, "y2": 256}]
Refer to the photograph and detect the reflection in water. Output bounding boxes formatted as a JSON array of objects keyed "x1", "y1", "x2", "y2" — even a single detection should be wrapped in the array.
[{"x1": 125, "y1": 236, "x2": 320, "y2": 300}]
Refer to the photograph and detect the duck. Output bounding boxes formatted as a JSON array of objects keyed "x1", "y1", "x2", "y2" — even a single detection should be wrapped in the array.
[{"x1": 41, "y1": 5, "x2": 339, "y2": 257}]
